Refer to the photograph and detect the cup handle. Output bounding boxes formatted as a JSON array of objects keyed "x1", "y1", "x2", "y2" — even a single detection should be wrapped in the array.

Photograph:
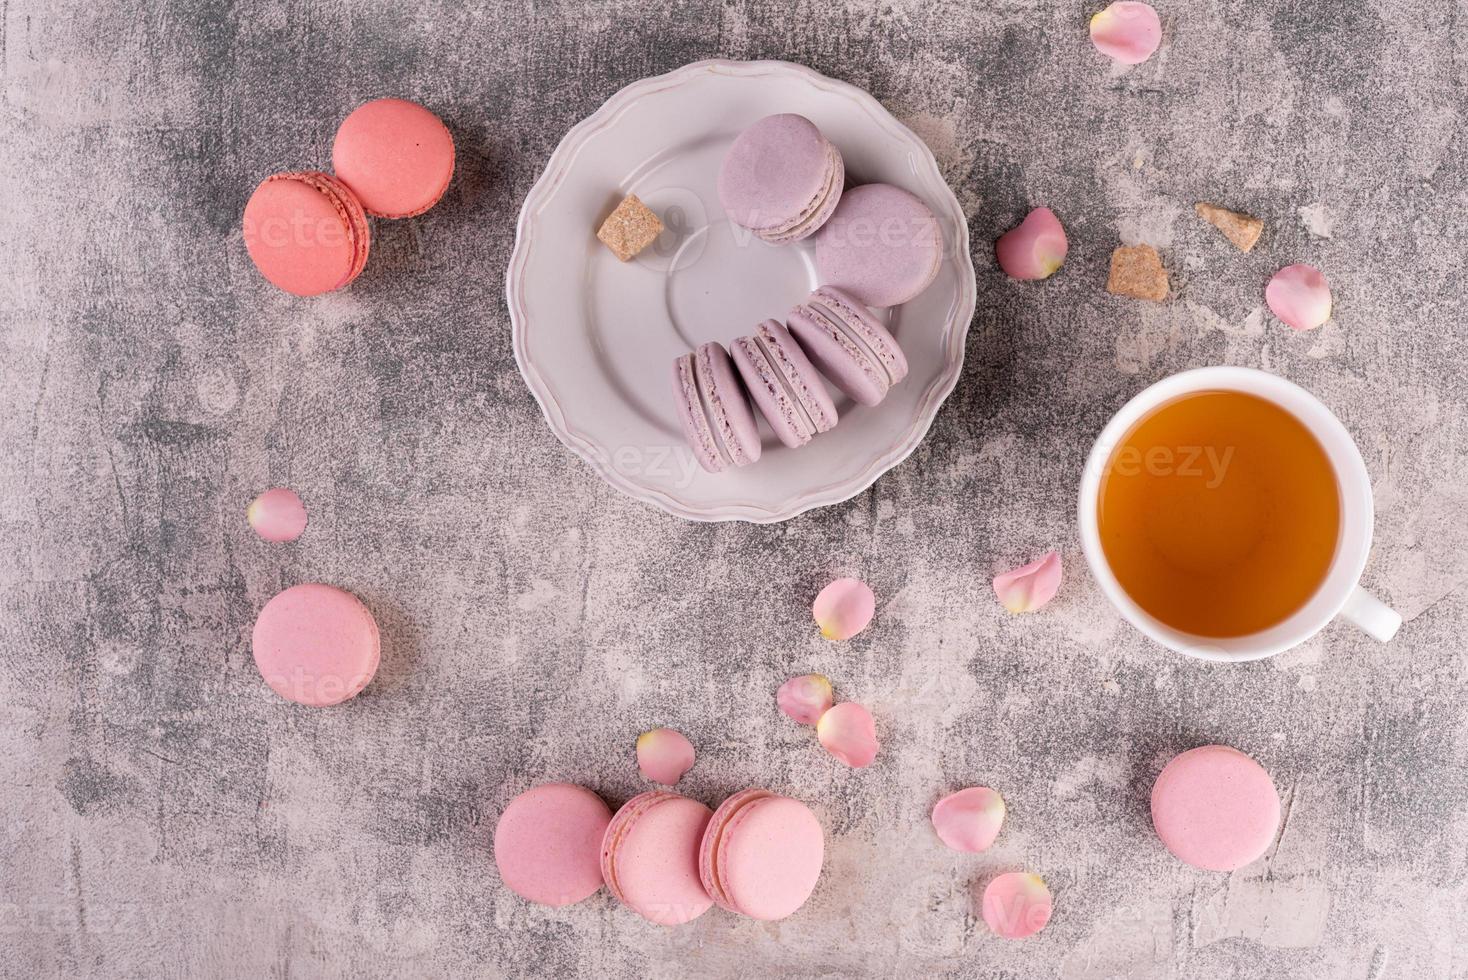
[{"x1": 1339, "y1": 586, "x2": 1403, "y2": 642}]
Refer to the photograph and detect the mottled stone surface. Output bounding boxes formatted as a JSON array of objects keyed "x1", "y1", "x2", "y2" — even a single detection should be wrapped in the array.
[{"x1": 3, "y1": 1, "x2": 1466, "y2": 978}]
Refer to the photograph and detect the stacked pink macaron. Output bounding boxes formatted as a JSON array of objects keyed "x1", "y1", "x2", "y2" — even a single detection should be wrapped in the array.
[
  {"x1": 242, "y1": 98, "x2": 455, "y2": 297},
  {"x1": 494, "y1": 784, "x2": 824, "y2": 925},
  {"x1": 671, "y1": 285, "x2": 910, "y2": 473},
  {"x1": 718, "y1": 114, "x2": 845, "y2": 244}
]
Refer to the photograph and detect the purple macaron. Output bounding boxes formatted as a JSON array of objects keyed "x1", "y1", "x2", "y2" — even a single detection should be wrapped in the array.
[
  {"x1": 671, "y1": 342, "x2": 763, "y2": 473},
  {"x1": 813, "y1": 183, "x2": 943, "y2": 307},
  {"x1": 731, "y1": 319, "x2": 839, "y2": 449},
  {"x1": 718, "y1": 114, "x2": 845, "y2": 244},
  {"x1": 785, "y1": 286, "x2": 909, "y2": 407}
]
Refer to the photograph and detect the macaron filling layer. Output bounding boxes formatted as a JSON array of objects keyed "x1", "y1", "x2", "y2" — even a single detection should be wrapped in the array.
[
  {"x1": 672, "y1": 354, "x2": 726, "y2": 473},
  {"x1": 810, "y1": 287, "x2": 908, "y2": 386},
  {"x1": 694, "y1": 343, "x2": 750, "y2": 467}
]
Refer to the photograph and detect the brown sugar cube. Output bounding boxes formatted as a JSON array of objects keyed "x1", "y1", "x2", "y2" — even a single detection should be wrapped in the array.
[
  {"x1": 1107, "y1": 245, "x2": 1169, "y2": 302},
  {"x1": 597, "y1": 194, "x2": 663, "y2": 262},
  {"x1": 1195, "y1": 202, "x2": 1264, "y2": 252}
]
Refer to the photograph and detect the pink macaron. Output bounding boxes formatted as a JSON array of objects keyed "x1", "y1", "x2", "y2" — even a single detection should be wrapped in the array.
[
  {"x1": 332, "y1": 98, "x2": 455, "y2": 219},
  {"x1": 699, "y1": 789, "x2": 824, "y2": 921},
  {"x1": 251, "y1": 583, "x2": 380, "y2": 706},
  {"x1": 717, "y1": 114, "x2": 845, "y2": 244},
  {"x1": 494, "y1": 783, "x2": 612, "y2": 907},
  {"x1": 601, "y1": 791, "x2": 714, "y2": 925},
  {"x1": 730, "y1": 319, "x2": 838, "y2": 448},
  {"x1": 242, "y1": 171, "x2": 371, "y2": 297},
  {"x1": 671, "y1": 342, "x2": 763, "y2": 473},
  {"x1": 1151, "y1": 745, "x2": 1282, "y2": 871},
  {"x1": 786, "y1": 286, "x2": 909, "y2": 407},
  {"x1": 814, "y1": 183, "x2": 943, "y2": 307}
]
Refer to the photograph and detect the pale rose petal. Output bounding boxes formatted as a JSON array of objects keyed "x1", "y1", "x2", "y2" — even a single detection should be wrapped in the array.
[
  {"x1": 1266, "y1": 264, "x2": 1332, "y2": 331},
  {"x1": 982, "y1": 872, "x2": 1054, "y2": 939},
  {"x1": 817, "y1": 702, "x2": 879, "y2": 768},
  {"x1": 1090, "y1": 1, "x2": 1162, "y2": 65},
  {"x1": 778, "y1": 674, "x2": 834, "y2": 725},
  {"x1": 996, "y1": 207, "x2": 1068, "y2": 280},
  {"x1": 636, "y1": 728, "x2": 696, "y2": 785},
  {"x1": 247, "y1": 487, "x2": 307, "y2": 543},
  {"x1": 813, "y1": 578, "x2": 875, "y2": 641},
  {"x1": 932, "y1": 787, "x2": 1006, "y2": 852},
  {"x1": 993, "y1": 552, "x2": 1062, "y2": 613}
]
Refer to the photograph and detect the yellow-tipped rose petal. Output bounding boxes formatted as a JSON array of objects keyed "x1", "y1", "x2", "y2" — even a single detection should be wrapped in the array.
[
  {"x1": 777, "y1": 674, "x2": 834, "y2": 725},
  {"x1": 932, "y1": 787, "x2": 1006, "y2": 852},
  {"x1": 982, "y1": 872, "x2": 1053, "y2": 939},
  {"x1": 246, "y1": 487, "x2": 307, "y2": 543},
  {"x1": 1090, "y1": 1, "x2": 1162, "y2": 65},
  {"x1": 1266, "y1": 263, "x2": 1332, "y2": 331},
  {"x1": 636, "y1": 727, "x2": 695, "y2": 785},
  {"x1": 993, "y1": 552, "x2": 1062, "y2": 613},
  {"x1": 996, "y1": 207, "x2": 1068, "y2": 280},
  {"x1": 813, "y1": 578, "x2": 875, "y2": 641},
  {"x1": 817, "y1": 702, "x2": 879, "y2": 768}
]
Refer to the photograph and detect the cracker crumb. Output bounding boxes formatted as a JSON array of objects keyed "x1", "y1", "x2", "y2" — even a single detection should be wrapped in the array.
[
  {"x1": 1195, "y1": 202, "x2": 1263, "y2": 252},
  {"x1": 597, "y1": 194, "x2": 663, "y2": 262},
  {"x1": 1107, "y1": 245, "x2": 1169, "y2": 302}
]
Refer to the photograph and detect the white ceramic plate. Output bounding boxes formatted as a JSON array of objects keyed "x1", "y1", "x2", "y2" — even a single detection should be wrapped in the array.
[{"x1": 508, "y1": 59, "x2": 976, "y2": 522}]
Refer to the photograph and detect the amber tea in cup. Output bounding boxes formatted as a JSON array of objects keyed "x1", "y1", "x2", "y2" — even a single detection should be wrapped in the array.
[{"x1": 1096, "y1": 389, "x2": 1342, "y2": 638}]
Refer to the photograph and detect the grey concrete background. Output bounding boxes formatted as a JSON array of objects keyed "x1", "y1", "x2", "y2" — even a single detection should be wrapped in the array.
[{"x1": 3, "y1": 0, "x2": 1466, "y2": 977}]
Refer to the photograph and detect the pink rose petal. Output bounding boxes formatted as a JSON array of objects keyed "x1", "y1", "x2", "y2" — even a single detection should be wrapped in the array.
[
  {"x1": 982, "y1": 872, "x2": 1053, "y2": 939},
  {"x1": 1266, "y1": 263, "x2": 1332, "y2": 331},
  {"x1": 932, "y1": 787, "x2": 1006, "y2": 852},
  {"x1": 1090, "y1": 1, "x2": 1163, "y2": 65},
  {"x1": 996, "y1": 207, "x2": 1068, "y2": 280},
  {"x1": 993, "y1": 552, "x2": 1062, "y2": 613},
  {"x1": 247, "y1": 487, "x2": 307, "y2": 543},
  {"x1": 817, "y1": 702, "x2": 879, "y2": 768},
  {"x1": 778, "y1": 674, "x2": 834, "y2": 725},
  {"x1": 636, "y1": 728, "x2": 695, "y2": 785},
  {"x1": 813, "y1": 577, "x2": 875, "y2": 641}
]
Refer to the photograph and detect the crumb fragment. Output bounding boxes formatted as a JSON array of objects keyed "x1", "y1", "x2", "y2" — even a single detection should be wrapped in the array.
[
  {"x1": 597, "y1": 193, "x2": 663, "y2": 261},
  {"x1": 1107, "y1": 244, "x2": 1169, "y2": 302},
  {"x1": 1195, "y1": 202, "x2": 1263, "y2": 252}
]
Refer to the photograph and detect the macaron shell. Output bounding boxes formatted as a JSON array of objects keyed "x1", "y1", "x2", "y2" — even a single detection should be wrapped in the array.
[
  {"x1": 719, "y1": 795, "x2": 824, "y2": 921},
  {"x1": 698, "y1": 342, "x2": 762, "y2": 466},
  {"x1": 606, "y1": 794, "x2": 714, "y2": 925},
  {"x1": 332, "y1": 98, "x2": 455, "y2": 218},
  {"x1": 671, "y1": 354, "x2": 725, "y2": 473},
  {"x1": 494, "y1": 784, "x2": 612, "y2": 907},
  {"x1": 1151, "y1": 745, "x2": 1282, "y2": 871},
  {"x1": 251, "y1": 583, "x2": 380, "y2": 706},
  {"x1": 698, "y1": 788, "x2": 772, "y2": 912},
  {"x1": 718, "y1": 114, "x2": 834, "y2": 235},
  {"x1": 242, "y1": 172, "x2": 370, "y2": 297},
  {"x1": 786, "y1": 303, "x2": 889, "y2": 407},
  {"x1": 601, "y1": 790, "x2": 675, "y2": 904},
  {"x1": 814, "y1": 183, "x2": 943, "y2": 307},
  {"x1": 760, "y1": 143, "x2": 845, "y2": 244}
]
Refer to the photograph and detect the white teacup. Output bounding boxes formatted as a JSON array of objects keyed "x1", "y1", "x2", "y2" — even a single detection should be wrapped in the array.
[{"x1": 1078, "y1": 366, "x2": 1401, "y2": 662}]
